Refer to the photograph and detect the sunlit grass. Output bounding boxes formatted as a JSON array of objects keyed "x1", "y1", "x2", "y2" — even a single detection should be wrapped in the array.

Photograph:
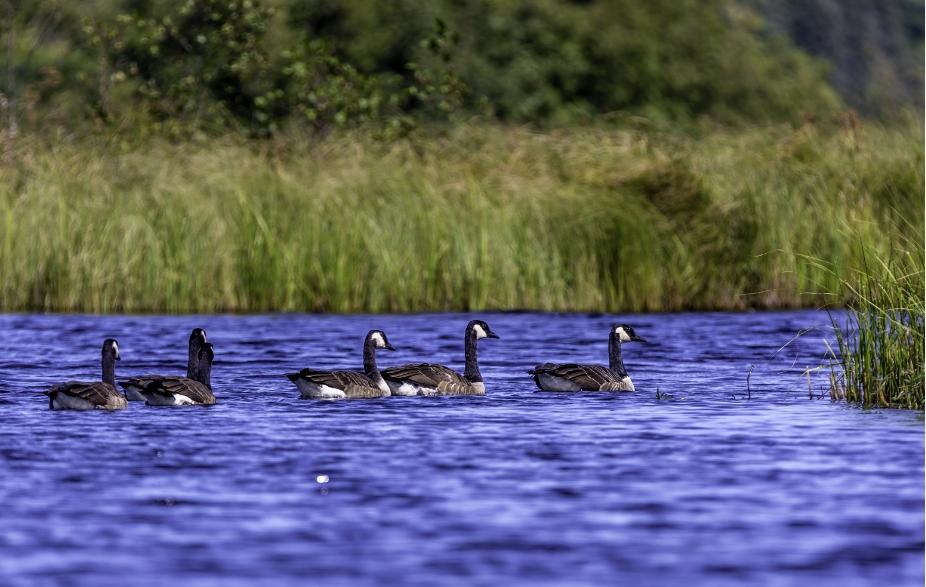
[{"x1": 0, "y1": 123, "x2": 920, "y2": 313}]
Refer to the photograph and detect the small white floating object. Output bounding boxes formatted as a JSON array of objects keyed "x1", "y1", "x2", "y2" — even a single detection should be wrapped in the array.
[{"x1": 316, "y1": 474, "x2": 330, "y2": 484}]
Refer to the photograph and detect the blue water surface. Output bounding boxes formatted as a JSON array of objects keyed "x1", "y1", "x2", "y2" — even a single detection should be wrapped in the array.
[{"x1": 0, "y1": 311, "x2": 922, "y2": 587}]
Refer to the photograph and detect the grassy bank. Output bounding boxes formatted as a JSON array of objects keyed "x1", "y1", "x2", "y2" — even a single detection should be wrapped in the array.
[
  {"x1": 828, "y1": 243, "x2": 925, "y2": 410},
  {"x1": 0, "y1": 123, "x2": 921, "y2": 313}
]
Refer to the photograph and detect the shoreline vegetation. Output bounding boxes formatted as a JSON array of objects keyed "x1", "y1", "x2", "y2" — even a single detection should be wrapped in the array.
[
  {"x1": 828, "y1": 243, "x2": 925, "y2": 410},
  {"x1": 1, "y1": 122, "x2": 922, "y2": 315}
]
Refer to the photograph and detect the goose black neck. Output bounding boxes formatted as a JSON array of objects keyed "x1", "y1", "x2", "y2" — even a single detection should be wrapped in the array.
[
  {"x1": 187, "y1": 337, "x2": 204, "y2": 379},
  {"x1": 102, "y1": 352, "x2": 116, "y2": 386},
  {"x1": 197, "y1": 357, "x2": 213, "y2": 389},
  {"x1": 363, "y1": 338, "x2": 381, "y2": 381},
  {"x1": 609, "y1": 333, "x2": 628, "y2": 377},
  {"x1": 464, "y1": 328, "x2": 482, "y2": 382}
]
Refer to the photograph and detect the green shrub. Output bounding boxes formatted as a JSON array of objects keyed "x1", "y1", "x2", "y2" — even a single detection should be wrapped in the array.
[{"x1": 2, "y1": 0, "x2": 847, "y2": 136}]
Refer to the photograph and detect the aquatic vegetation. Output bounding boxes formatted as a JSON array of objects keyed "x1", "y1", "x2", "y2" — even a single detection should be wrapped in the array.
[
  {"x1": 0, "y1": 123, "x2": 920, "y2": 313},
  {"x1": 828, "y1": 243, "x2": 925, "y2": 410}
]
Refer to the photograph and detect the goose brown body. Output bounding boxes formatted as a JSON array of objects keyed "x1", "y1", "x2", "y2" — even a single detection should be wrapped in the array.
[
  {"x1": 529, "y1": 363, "x2": 633, "y2": 392},
  {"x1": 139, "y1": 376, "x2": 216, "y2": 406},
  {"x1": 47, "y1": 381, "x2": 127, "y2": 410},
  {"x1": 380, "y1": 363, "x2": 477, "y2": 396}
]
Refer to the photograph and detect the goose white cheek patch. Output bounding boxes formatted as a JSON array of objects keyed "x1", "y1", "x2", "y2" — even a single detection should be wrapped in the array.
[
  {"x1": 371, "y1": 332, "x2": 386, "y2": 347},
  {"x1": 473, "y1": 324, "x2": 488, "y2": 339},
  {"x1": 615, "y1": 327, "x2": 631, "y2": 342}
]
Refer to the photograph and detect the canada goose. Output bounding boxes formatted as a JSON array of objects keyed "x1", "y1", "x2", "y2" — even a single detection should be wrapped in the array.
[
  {"x1": 122, "y1": 342, "x2": 216, "y2": 406},
  {"x1": 529, "y1": 324, "x2": 646, "y2": 392},
  {"x1": 46, "y1": 339, "x2": 128, "y2": 411},
  {"x1": 285, "y1": 330, "x2": 395, "y2": 399},
  {"x1": 381, "y1": 320, "x2": 499, "y2": 396},
  {"x1": 121, "y1": 328, "x2": 207, "y2": 401}
]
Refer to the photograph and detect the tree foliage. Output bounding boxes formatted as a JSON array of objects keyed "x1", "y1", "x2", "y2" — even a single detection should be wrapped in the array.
[{"x1": 3, "y1": 0, "x2": 913, "y2": 137}]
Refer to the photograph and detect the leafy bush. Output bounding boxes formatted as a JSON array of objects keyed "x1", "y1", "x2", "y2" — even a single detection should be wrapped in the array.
[
  {"x1": 288, "y1": 0, "x2": 842, "y2": 124},
  {"x1": 2, "y1": 0, "x2": 849, "y2": 137}
]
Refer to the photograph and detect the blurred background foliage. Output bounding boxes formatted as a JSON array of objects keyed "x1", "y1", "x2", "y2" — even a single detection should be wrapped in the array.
[{"x1": 1, "y1": 0, "x2": 921, "y2": 138}]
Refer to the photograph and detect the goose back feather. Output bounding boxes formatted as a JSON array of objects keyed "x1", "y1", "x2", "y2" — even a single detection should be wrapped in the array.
[
  {"x1": 141, "y1": 377, "x2": 215, "y2": 406},
  {"x1": 47, "y1": 381, "x2": 127, "y2": 410},
  {"x1": 287, "y1": 368, "x2": 386, "y2": 399},
  {"x1": 529, "y1": 363, "x2": 633, "y2": 392},
  {"x1": 380, "y1": 363, "x2": 472, "y2": 396}
]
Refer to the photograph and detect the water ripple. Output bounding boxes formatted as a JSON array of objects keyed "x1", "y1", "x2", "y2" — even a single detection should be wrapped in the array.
[{"x1": 0, "y1": 310, "x2": 922, "y2": 586}]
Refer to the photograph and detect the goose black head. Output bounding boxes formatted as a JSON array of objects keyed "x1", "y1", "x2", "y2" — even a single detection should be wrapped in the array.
[
  {"x1": 198, "y1": 342, "x2": 215, "y2": 364},
  {"x1": 368, "y1": 330, "x2": 395, "y2": 351},
  {"x1": 468, "y1": 319, "x2": 500, "y2": 340},
  {"x1": 612, "y1": 324, "x2": 646, "y2": 343},
  {"x1": 103, "y1": 338, "x2": 121, "y2": 361},
  {"x1": 190, "y1": 328, "x2": 207, "y2": 344}
]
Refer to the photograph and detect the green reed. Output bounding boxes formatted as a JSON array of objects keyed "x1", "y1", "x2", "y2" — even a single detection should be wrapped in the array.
[
  {"x1": 0, "y1": 123, "x2": 920, "y2": 314},
  {"x1": 828, "y1": 241, "x2": 925, "y2": 410}
]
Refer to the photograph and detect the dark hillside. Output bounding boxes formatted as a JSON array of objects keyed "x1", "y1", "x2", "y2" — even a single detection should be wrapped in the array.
[{"x1": 758, "y1": 0, "x2": 923, "y2": 115}]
